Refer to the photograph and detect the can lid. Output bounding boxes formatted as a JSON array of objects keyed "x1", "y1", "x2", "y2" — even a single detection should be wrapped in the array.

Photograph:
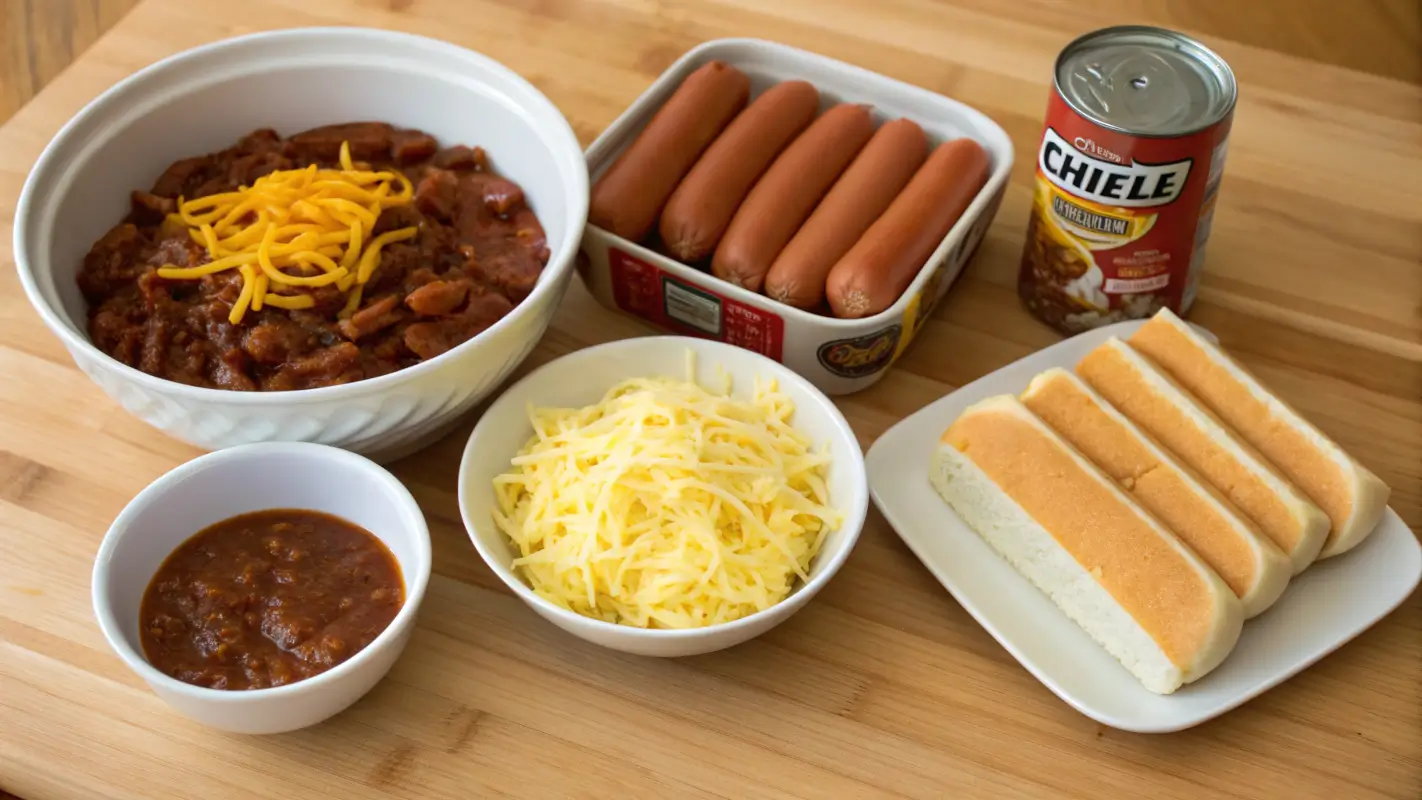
[{"x1": 1056, "y1": 26, "x2": 1236, "y2": 137}]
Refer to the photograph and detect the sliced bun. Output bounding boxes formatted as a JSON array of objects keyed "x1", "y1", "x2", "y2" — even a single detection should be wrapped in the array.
[
  {"x1": 932, "y1": 395, "x2": 1244, "y2": 694},
  {"x1": 1076, "y1": 338, "x2": 1329, "y2": 575},
  {"x1": 1022, "y1": 368, "x2": 1291, "y2": 618},
  {"x1": 1129, "y1": 309, "x2": 1390, "y2": 559}
]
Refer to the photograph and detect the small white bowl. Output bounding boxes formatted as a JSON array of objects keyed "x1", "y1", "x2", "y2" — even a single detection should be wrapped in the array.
[
  {"x1": 92, "y1": 442, "x2": 431, "y2": 734},
  {"x1": 457, "y1": 336, "x2": 868, "y2": 657},
  {"x1": 15, "y1": 27, "x2": 588, "y2": 461}
]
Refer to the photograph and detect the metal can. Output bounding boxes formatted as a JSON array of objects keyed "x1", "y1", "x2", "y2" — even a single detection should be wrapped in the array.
[{"x1": 1018, "y1": 26, "x2": 1237, "y2": 334}]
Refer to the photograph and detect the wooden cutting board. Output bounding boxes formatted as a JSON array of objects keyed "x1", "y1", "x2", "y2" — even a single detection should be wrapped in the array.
[{"x1": 1, "y1": 1, "x2": 1419, "y2": 798}]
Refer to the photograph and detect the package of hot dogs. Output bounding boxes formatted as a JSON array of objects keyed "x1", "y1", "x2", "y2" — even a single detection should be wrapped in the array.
[{"x1": 579, "y1": 38, "x2": 1013, "y2": 394}]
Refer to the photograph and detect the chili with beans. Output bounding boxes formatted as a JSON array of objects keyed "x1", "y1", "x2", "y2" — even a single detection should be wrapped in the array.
[
  {"x1": 139, "y1": 508, "x2": 403, "y2": 690},
  {"x1": 80, "y1": 123, "x2": 549, "y2": 390}
]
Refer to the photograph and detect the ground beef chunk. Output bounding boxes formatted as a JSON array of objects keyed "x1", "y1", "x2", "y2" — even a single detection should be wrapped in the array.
[
  {"x1": 337, "y1": 295, "x2": 404, "y2": 341},
  {"x1": 265, "y1": 342, "x2": 362, "y2": 391},
  {"x1": 151, "y1": 157, "x2": 209, "y2": 199},
  {"x1": 462, "y1": 172, "x2": 525, "y2": 216},
  {"x1": 147, "y1": 237, "x2": 205, "y2": 270},
  {"x1": 242, "y1": 321, "x2": 315, "y2": 366},
  {"x1": 404, "y1": 279, "x2": 470, "y2": 317},
  {"x1": 212, "y1": 349, "x2": 258, "y2": 391},
  {"x1": 404, "y1": 292, "x2": 514, "y2": 360},
  {"x1": 370, "y1": 205, "x2": 424, "y2": 238},
  {"x1": 413, "y1": 169, "x2": 459, "y2": 222},
  {"x1": 129, "y1": 191, "x2": 175, "y2": 226},
  {"x1": 78, "y1": 224, "x2": 146, "y2": 299},
  {"x1": 237, "y1": 128, "x2": 283, "y2": 153},
  {"x1": 226, "y1": 150, "x2": 291, "y2": 187},
  {"x1": 391, "y1": 129, "x2": 438, "y2": 164},
  {"x1": 284, "y1": 122, "x2": 393, "y2": 163},
  {"x1": 90, "y1": 307, "x2": 143, "y2": 365},
  {"x1": 430, "y1": 145, "x2": 487, "y2": 171}
]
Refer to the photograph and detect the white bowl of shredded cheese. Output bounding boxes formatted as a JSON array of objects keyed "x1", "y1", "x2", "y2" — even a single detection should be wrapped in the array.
[{"x1": 457, "y1": 336, "x2": 868, "y2": 656}]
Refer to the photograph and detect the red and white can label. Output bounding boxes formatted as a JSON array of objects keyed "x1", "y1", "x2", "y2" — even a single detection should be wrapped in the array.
[
  {"x1": 1019, "y1": 92, "x2": 1231, "y2": 333},
  {"x1": 608, "y1": 248, "x2": 785, "y2": 361}
]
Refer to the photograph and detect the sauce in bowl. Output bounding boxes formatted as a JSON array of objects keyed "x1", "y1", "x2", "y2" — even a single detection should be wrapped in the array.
[{"x1": 139, "y1": 509, "x2": 403, "y2": 690}]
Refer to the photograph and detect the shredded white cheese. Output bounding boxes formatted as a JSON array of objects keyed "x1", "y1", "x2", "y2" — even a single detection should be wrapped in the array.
[{"x1": 491, "y1": 359, "x2": 842, "y2": 629}]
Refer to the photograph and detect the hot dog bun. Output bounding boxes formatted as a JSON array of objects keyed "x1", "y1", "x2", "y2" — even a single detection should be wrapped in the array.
[
  {"x1": 1077, "y1": 338, "x2": 1330, "y2": 575},
  {"x1": 1128, "y1": 309, "x2": 1390, "y2": 559},
  {"x1": 932, "y1": 395, "x2": 1244, "y2": 694},
  {"x1": 825, "y1": 137, "x2": 989, "y2": 319},
  {"x1": 590, "y1": 61, "x2": 750, "y2": 242},
  {"x1": 763, "y1": 118, "x2": 929, "y2": 309},
  {"x1": 659, "y1": 81, "x2": 821, "y2": 263},
  {"x1": 711, "y1": 103, "x2": 874, "y2": 292},
  {"x1": 1022, "y1": 368, "x2": 1291, "y2": 618}
]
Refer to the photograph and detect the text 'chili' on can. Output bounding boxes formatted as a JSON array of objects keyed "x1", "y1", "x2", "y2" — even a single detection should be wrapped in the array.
[{"x1": 1018, "y1": 25, "x2": 1236, "y2": 334}]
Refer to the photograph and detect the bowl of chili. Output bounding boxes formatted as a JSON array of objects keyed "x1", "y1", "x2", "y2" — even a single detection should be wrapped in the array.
[
  {"x1": 91, "y1": 442, "x2": 432, "y2": 734},
  {"x1": 14, "y1": 27, "x2": 589, "y2": 460}
]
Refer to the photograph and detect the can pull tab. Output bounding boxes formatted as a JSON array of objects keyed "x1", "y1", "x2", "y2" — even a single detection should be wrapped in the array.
[
  {"x1": 1080, "y1": 61, "x2": 1113, "y2": 114},
  {"x1": 1067, "y1": 49, "x2": 1197, "y2": 133}
]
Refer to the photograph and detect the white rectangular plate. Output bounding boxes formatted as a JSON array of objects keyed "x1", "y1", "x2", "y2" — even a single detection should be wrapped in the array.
[{"x1": 866, "y1": 319, "x2": 1422, "y2": 732}]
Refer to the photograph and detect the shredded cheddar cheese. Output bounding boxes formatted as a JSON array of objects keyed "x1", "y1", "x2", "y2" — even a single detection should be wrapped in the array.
[
  {"x1": 491, "y1": 359, "x2": 842, "y2": 629},
  {"x1": 156, "y1": 141, "x2": 419, "y2": 324}
]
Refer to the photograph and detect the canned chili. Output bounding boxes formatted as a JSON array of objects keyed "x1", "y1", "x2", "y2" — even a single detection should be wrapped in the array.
[{"x1": 1019, "y1": 26, "x2": 1237, "y2": 334}]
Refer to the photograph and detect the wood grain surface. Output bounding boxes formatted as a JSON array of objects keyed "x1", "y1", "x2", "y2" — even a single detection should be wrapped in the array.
[
  {"x1": 0, "y1": 1, "x2": 140, "y2": 122},
  {"x1": 1, "y1": 1, "x2": 1420, "y2": 799}
]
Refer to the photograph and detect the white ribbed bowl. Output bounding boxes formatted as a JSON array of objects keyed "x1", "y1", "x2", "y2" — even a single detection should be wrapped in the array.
[{"x1": 14, "y1": 28, "x2": 588, "y2": 461}]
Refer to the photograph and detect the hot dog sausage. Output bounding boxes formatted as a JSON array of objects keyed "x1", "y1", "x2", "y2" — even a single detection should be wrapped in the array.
[
  {"x1": 590, "y1": 61, "x2": 750, "y2": 242},
  {"x1": 762, "y1": 118, "x2": 928, "y2": 309},
  {"x1": 825, "y1": 137, "x2": 990, "y2": 318},
  {"x1": 710, "y1": 103, "x2": 874, "y2": 292},
  {"x1": 659, "y1": 81, "x2": 820, "y2": 262}
]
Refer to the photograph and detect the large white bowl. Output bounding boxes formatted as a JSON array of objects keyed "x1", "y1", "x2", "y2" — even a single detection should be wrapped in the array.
[
  {"x1": 92, "y1": 442, "x2": 432, "y2": 734},
  {"x1": 457, "y1": 336, "x2": 869, "y2": 657},
  {"x1": 14, "y1": 28, "x2": 588, "y2": 461}
]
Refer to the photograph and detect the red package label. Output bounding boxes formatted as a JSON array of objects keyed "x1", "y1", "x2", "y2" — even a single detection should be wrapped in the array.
[
  {"x1": 608, "y1": 248, "x2": 784, "y2": 362},
  {"x1": 1018, "y1": 89, "x2": 1233, "y2": 334}
]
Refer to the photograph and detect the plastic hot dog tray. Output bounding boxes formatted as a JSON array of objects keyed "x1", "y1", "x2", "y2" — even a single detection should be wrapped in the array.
[{"x1": 578, "y1": 38, "x2": 1015, "y2": 395}]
